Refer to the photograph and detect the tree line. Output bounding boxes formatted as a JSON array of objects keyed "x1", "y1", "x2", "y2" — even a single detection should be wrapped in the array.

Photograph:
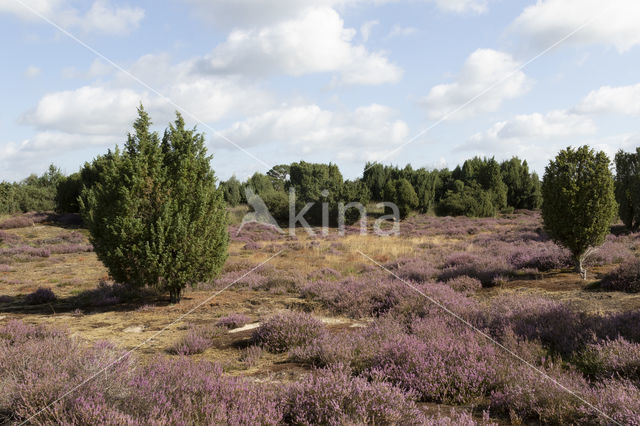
[{"x1": 217, "y1": 156, "x2": 542, "y2": 222}]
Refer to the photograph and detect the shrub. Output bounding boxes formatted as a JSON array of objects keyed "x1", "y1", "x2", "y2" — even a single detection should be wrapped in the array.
[
  {"x1": 169, "y1": 324, "x2": 225, "y2": 355},
  {"x1": 282, "y1": 365, "x2": 425, "y2": 425},
  {"x1": 444, "y1": 275, "x2": 482, "y2": 293},
  {"x1": 0, "y1": 216, "x2": 33, "y2": 230},
  {"x1": 241, "y1": 346, "x2": 262, "y2": 367},
  {"x1": 252, "y1": 311, "x2": 326, "y2": 353},
  {"x1": 367, "y1": 326, "x2": 499, "y2": 404},
  {"x1": 600, "y1": 258, "x2": 640, "y2": 293},
  {"x1": 80, "y1": 108, "x2": 228, "y2": 303},
  {"x1": 439, "y1": 252, "x2": 513, "y2": 286},
  {"x1": 24, "y1": 287, "x2": 57, "y2": 305},
  {"x1": 127, "y1": 357, "x2": 283, "y2": 424},
  {"x1": 575, "y1": 338, "x2": 640, "y2": 382},
  {"x1": 216, "y1": 313, "x2": 250, "y2": 329},
  {"x1": 489, "y1": 360, "x2": 593, "y2": 424}
]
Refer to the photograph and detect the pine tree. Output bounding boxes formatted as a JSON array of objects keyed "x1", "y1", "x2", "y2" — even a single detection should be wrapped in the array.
[{"x1": 80, "y1": 107, "x2": 228, "y2": 302}]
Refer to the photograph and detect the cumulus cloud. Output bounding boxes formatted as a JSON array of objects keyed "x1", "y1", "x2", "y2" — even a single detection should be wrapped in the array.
[
  {"x1": 421, "y1": 49, "x2": 531, "y2": 120},
  {"x1": 575, "y1": 83, "x2": 640, "y2": 116},
  {"x1": 0, "y1": 0, "x2": 144, "y2": 35},
  {"x1": 195, "y1": 7, "x2": 401, "y2": 85},
  {"x1": 221, "y1": 103, "x2": 409, "y2": 160},
  {"x1": 455, "y1": 110, "x2": 597, "y2": 171},
  {"x1": 512, "y1": 0, "x2": 640, "y2": 53}
]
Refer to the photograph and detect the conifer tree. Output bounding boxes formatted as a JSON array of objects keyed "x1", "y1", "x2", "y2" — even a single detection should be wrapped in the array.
[
  {"x1": 542, "y1": 146, "x2": 616, "y2": 279},
  {"x1": 80, "y1": 107, "x2": 228, "y2": 302}
]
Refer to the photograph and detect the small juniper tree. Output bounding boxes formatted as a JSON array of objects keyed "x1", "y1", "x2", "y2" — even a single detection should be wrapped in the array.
[
  {"x1": 542, "y1": 146, "x2": 616, "y2": 279},
  {"x1": 80, "y1": 106, "x2": 228, "y2": 302}
]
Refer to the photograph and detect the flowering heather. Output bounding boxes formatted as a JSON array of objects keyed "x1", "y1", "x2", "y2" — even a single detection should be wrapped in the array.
[
  {"x1": 0, "y1": 245, "x2": 51, "y2": 258},
  {"x1": 585, "y1": 235, "x2": 634, "y2": 267},
  {"x1": 0, "y1": 264, "x2": 11, "y2": 272},
  {"x1": 0, "y1": 230, "x2": 19, "y2": 244},
  {"x1": 367, "y1": 328, "x2": 499, "y2": 404},
  {"x1": 475, "y1": 295, "x2": 593, "y2": 356},
  {"x1": 241, "y1": 345, "x2": 263, "y2": 367},
  {"x1": 243, "y1": 241, "x2": 262, "y2": 250},
  {"x1": 127, "y1": 357, "x2": 282, "y2": 425},
  {"x1": 302, "y1": 276, "x2": 416, "y2": 318},
  {"x1": 443, "y1": 275, "x2": 482, "y2": 293},
  {"x1": 216, "y1": 313, "x2": 251, "y2": 329},
  {"x1": 252, "y1": 311, "x2": 327, "y2": 353},
  {"x1": 575, "y1": 338, "x2": 640, "y2": 382},
  {"x1": 600, "y1": 257, "x2": 640, "y2": 293},
  {"x1": 169, "y1": 324, "x2": 225, "y2": 355},
  {"x1": 386, "y1": 256, "x2": 439, "y2": 283},
  {"x1": 24, "y1": 287, "x2": 57, "y2": 305},
  {"x1": 439, "y1": 252, "x2": 513, "y2": 286},
  {"x1": 48, "y1": 243, "x2": 93, "y2": 254},
  {"x1": 229, "y1": 222, "x2": 283, "y2": 243},
  {"x1": 282, "y1": 365, "x2": 425, "y2": 425},
  {"x1": 0, "y1": 215, "x2": 33, "y2": 229}
]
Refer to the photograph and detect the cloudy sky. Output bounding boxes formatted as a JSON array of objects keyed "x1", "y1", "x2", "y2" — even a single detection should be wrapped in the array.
[{"x1": 2, "y1": 0, "x2": 640, "y2": 181}]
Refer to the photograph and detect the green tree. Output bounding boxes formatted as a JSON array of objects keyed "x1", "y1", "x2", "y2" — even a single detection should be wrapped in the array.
[
  {"x1": 395, "y1": 178, "x2": 419, "y2": 219},
  {"x1": 80, "y1": 107, "x2": 228, "y2": 302},
  {"x1": 542, "y1": 146, "x2": 616, "y2": 279},
  {"x1": 614, "y1": 149, "x2": 640, "y2": 230},
  {"x1": 219, "y1": 176, "x2": 243, "y2": 207}
]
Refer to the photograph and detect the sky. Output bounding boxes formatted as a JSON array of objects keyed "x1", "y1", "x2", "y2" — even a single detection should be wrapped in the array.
[{"x1": 1, "y1": 0, "x2": 640, "y2": 182}]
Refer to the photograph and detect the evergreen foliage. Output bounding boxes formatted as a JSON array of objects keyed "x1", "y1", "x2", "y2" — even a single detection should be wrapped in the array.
[
  {"x1": 614, "y1": 149, "x2": 640, "y2": 231},
  {"x1": 79, "y1": 107, "x2": 228, "y2": 302},
  {"x1": 541, "y1": 146, "x2": 617, "y2": 279}
]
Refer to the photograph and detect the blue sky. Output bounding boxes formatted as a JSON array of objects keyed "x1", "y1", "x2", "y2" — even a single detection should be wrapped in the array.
[{"x1": 2, "y1": 0, "x2": 640, "y2": 182}]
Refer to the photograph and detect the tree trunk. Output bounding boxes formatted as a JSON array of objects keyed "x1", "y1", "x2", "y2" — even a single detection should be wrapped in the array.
[
  {"x1": 575, "y1": 256, "x2": 587, "y2": 280},
  {"x1": 169, "y1": 288, "x2": 182, "y2": 304}
]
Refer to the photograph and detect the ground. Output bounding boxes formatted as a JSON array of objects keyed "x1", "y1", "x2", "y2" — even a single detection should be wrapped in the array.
[{"x1": 1, "y1": 210, "x2": 639, "y2": 423}]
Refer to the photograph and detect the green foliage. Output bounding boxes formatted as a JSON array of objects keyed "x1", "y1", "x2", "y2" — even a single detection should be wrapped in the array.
[
  {"x1": 614, "y1": 149, "x2": 640, "y2": 230},
  {"x1": 436, "y1": 183, "x2": 496, "y2": 218},
  {"x1": 542, "y1": 146, "x2": 617, "y2": 278},
  {"x1": 55, "y1": 173, "x2": 83, "y2": 213},
  {"x1": 219, "y1": 176, "x2": 243, "y2": 207},
  {"x1": 500, "y1": 158, "x2": 542, "y2": 210},
  {"x1": 0, "y1": 165, "x2": 63, "y2": 214},
  {"x1": 395, "y1": 178, "x2": 419, "y2": 219},
  {"x1": 80, "y1": 107, "x2": 228, "y2": 302}
]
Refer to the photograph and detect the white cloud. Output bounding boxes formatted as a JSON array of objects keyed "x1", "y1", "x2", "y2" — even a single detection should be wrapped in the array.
[
  {"x1": 197, "y1": 7, "x2": 401, "y2": 85},
  {"x1": 457, "y1": 110, "x2": 597, "y2": 171},
  {"x1": 575, "y1": 83, "x2": 640, "y2": 116},
  {"x1": 24, "y1": 65, "x2": 41, "y2": 78},
  {"x1": 185, "y1": 0, "x2": 489, "y2": 28},
  {"x1": 421, "y1": 49, "x2": 531, "y2": 120},
  {"x1": 512, "y1": 0, "x2": 640, "y2": 53},
  {"x1": 360, "y1": 19, "x2": 378, "y2": 42},
  {"x1": 426, "y1": 0, "x2": 487, "y2": 14},
  {"x1": 221, "y1": 103, "x2": 409, "y2": 160},
  {"x1": 470, "y1": 110, "x2": 596, "y2": 142},
  {"x1": 386, "y1": 24, "x2": 418, "y2": 39},
  {"x1": 0, "y1": 0, "x2": 144, "y2": 36},
  {"x1": 21, "y1": 86, "x2": 149, "y2": 135}
]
